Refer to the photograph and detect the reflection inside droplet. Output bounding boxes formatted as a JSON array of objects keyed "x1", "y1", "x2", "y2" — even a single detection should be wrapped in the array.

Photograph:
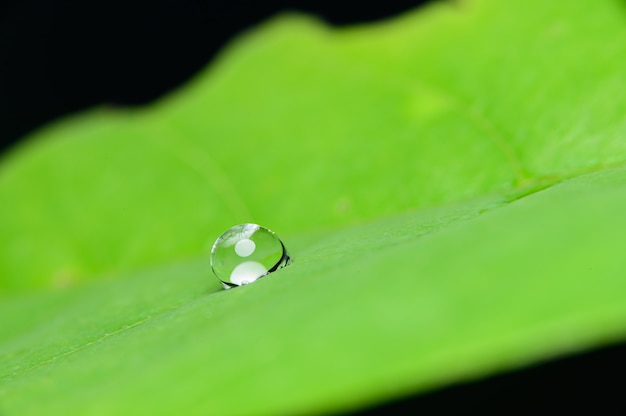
[
  {"x1": 230, "y1": 261, "x2": 266, "y2": 285},
  {"x1": 210, "y1": 224, "x2": 291, "y2": 289},
  {"x1": 234, "y1": 239, "x2": 256, "y2": 257}
]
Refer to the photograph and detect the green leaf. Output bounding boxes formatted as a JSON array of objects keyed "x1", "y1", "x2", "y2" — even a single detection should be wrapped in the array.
[{"x1": 2, "y1": 0, "x2": 626, "y2": 414}]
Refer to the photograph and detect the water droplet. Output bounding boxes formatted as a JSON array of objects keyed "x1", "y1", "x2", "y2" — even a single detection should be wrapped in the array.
[{"x1": 210, "y1": 224, "x2": 291, "y2": 289}]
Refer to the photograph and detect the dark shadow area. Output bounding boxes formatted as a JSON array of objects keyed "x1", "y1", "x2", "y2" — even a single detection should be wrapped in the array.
[
  {"x1": 353, "y1": 341, "x2": 626, "y2": 415},
  {"x1": 0, "y1": 0, "x2": 431, "y2": 153}
]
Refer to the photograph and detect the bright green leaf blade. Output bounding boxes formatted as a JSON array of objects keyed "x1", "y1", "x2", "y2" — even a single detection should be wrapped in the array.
[
  {"x1": 2, "y1": 0, "x2": 626, "y2": 414},
  {"x1": 3, "y1": 0, "x2": 625, "y2": 290},
  {"x1": 3, "y1": 167, "x2": 626, "y2": 415}
]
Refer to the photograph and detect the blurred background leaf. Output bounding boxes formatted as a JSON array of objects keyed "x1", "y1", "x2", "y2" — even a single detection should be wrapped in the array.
[{"x1": 1, "y1": 0, "x2": 626, "y2": 414}]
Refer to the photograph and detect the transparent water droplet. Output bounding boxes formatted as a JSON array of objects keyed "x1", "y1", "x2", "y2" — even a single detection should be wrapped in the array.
[{"x1": 210, "y1": 224, "x2": 291, "y2": 289}]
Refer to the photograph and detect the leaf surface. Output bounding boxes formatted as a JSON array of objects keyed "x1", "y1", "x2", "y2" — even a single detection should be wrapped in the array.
[{"x1": 1, "y1": 0, "x2": 626, "y2": 414}]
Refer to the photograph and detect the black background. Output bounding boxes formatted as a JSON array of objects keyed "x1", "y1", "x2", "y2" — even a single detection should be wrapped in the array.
[
  {"x1": 1, "y1": 0, "x2": 624, "y2": 414},
  {"x1": 0, "y1": 0, "x2": 421, "y2": 152}
]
